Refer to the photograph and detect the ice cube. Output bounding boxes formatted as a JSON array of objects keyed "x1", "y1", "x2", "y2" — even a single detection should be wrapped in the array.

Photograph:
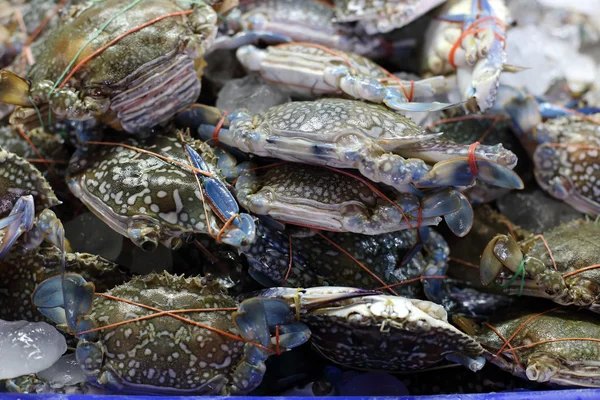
[
  {"x1": 217, "y1": 75, "x2": 291, "y2": 114},
  {"x1": 65, "y1": 212, "x2": 123, "y2": 261},
  {"x1": 0, "y1": 320, "x2": 67, "y2": 380},
  {"x1": 37, "y1": 353, "x2": 85, "y2": 389}
]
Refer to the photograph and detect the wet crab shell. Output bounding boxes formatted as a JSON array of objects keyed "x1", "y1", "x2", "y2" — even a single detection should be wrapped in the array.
[
  {"x1": 67, "y1": 134, "x2": 239, "y2": 250},
  {"x1": 0, "y1": 147, "x2": 60, "y2": 217},
  {"x1": 9, "y1": 0, "x2": 218, "y2": 133},
  {"x1": 470, "y1": 309, "x2": 600, "y2": 387},
  {"x1": 531, "y1": 113, "x2": 600, "y2": 215},
  {"x1": 75, "y1": 272, "x2": 248, "y2": 394},
  {"x1": 485, "y1": 219, "x2": 600, "y2": 312}
]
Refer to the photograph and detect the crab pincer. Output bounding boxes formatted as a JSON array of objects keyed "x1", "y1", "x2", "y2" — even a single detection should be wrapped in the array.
[{"x1": 184, "y1": 144, "x2": 256, "y2": 245}]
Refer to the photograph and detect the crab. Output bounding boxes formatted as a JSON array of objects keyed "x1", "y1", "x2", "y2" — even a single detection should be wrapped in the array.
[
  {"x1": 242, "y1": 220, "x2": 448, "y2": 297},
  {"x1": 530, "y1": 114, "x2": 600, "y2": 215},
  {"x1": 210, "y1": 0, "x2": 411, "y2": 59},
  {"x1": 31, "y1": 271, "x2": 311, "y2": 394},
  {"x1": 480, "y1": 218, "x2": 600, "y2": 313},
  {"x1": 0, "y1": 147, "x2": 65, "y2": 258},
  {"x1": 0, "y1": 123, "x2": 69, "y2": 180},
  {"x1": 455, "y1": 308, "x2": 600, "y2": 387},
  {"x1": 235, "y1": 162, "x2": 465, "y2": 235},
  {"x1": 421, "y1": 0, "x2": 511, "y2": 112},
  {"x1": 187, "y1": 99, "x2": 523, "y2": 235},
  {"x1": 332, "y1": 0, "x2": 448, "y2": 35},
  {"x1": 255, "y1": 286, "x2": 485, "y2": 372},
  {"x1": 0, "y1": 0, "x2": 218, "y2": 134},
  {"x1": 67, "y1": 132, "x2": 256, "y2": 250},
  {"x1": 494, "y1": 85, "x2": 600, "y2": 215},
  {"x1": 190, "y1": 98, "x2": 521, "y2": 189},
  {"x1": 235, "y1": 42, "x2": 456, "y2": 113},
  {"x1": 427, "y1": 108, "x2": 530, "y2": 204},
  {"x1": 0, "y1": 245, "x2": 129, "y2": 322}
]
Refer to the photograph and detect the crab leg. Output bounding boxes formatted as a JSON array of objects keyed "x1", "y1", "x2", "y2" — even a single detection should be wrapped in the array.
[
  {"x1": 32, "y1": 273, "x2": 96, "y2": 333},
  {"x1": 0, "y1": 195, "x2": 35, "y2": 258},
  {"x1": 236, "y1": 44, "x2": 457, "y2": 112},
  {"x1": 230, "y1": 297, "x2": 311, "y2": 394},
  {"x1": 184, "y1": 144, "x2": 256, "y2": 247}
]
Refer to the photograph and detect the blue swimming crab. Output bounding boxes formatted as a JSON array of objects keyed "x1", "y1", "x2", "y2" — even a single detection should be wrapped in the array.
[
  {"x1": 193, "y1": 99, "x2": 521, "y2": 192},
  {"x1": 421, "y1": 0, "x2": 511, "y2": 112},
  {"x1": 495, "y1": 85, "x2": 600, "y2": 215},
  {"x1": 255, "y1": 286, "x2": 485, "y2": 372},
  {"x1": 211, "y1": 0, "x2": 414, "y2": 59},
  {"x1": 332, "y1": 0, "x2": 448, "y2": 35},
  {"x1": 456, "y1": 309, "x2": 600, "y2": 387},
  {"x1": 0, "y1": 0, "x2": 218, "y2": 134},
  {"x1": 0, "y1": 147, "x2": 65, "y2": 258},
  {"x1": 236, "y1": 43, "x2": 454, "y2": 113},
  {"x1": 32, "y1": 271, "x2": 310, "y2": 394},
  {"x1": 235, "y1": 163, "x2": 463, "y2": 235},
  {"x1": 480, "y1": 218, "x2": 600, "y2": 313},
  {"x1": 242, "y1": 221, "x2": 449, "y2": 299},
  {"x1": 67, "y1": 132, "x2": 256, "y2": 250},
  {"x1": 187, "y1": 98, "x2": 522, "y2": 235}
]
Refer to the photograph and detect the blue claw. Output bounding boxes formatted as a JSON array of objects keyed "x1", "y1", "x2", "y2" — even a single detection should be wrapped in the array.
[
  {"x1": 32, "y1": 273, "x2": 95, "y2": 332},
  {"x1": 0, "y1": 195, "x2": 35, "y2": 258},
  {"x1": 185, "y1": 143, "x2": 211, "y2": 172},
  {"x1": 476, "y1": 0, "x2": 494, "y2": 15},
  {"x1": 418, "y1": 158, "x2": 523, "y2": 189},
  {"x1": 63, "y1": 274, "x2": 95, "y2": 332},
  {"x1": 474, "y1": 159, "x2": 524, "y2": 189},
  {"x1": 418, "y1": 189, "x2": 462, "y2": 218},
  {"x1": 176, "y1": 104, "x2": 227, "y2": 128},
  {"x1": 32, "y1": 275, "x2": 65, "y2": 308},
  {"x1": 184, "y1": 144, "x2": 256, "y2": 246},
  {"x1": 233, "y1": 297, "x2": 297, "y2": 348},
  {"x1": 420, "y1": 228, "x2": 450, "y2": 304},
  {"x1": 444, "y1": 191, "x2": 474, "y2": 237},
  {"x1": 275, "y1": 322, "x2": 311, "y2": 350}
]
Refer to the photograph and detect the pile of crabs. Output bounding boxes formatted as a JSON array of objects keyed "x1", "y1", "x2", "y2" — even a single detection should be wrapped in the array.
[{"x1": 1, "y1": 0, "x2": 600, "y2": 396}]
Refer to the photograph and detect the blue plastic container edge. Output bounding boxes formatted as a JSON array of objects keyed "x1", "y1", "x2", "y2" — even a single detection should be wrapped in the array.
[{"x1": 2, "y1": 390, "x2": 600, "y2": 400}]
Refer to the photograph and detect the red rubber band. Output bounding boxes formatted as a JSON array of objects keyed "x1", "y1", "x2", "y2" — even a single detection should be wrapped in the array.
[
  {"x1": 468, "y1": 141, "x2": 480, "y2": 176},
  {"x1": 212, "y1": 111, "x2": 230, "y2": 147},
  {"x1": 417, "y1": 203, "x2": 423, "y2": 229}
]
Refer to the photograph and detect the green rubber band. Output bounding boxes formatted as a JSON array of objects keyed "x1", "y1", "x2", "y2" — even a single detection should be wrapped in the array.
[
  {"x1": 50, "y1": 0, "x2": 144, "y2": 93},
  {"x1": 501, "y1": 259, "x2": 526, "y2": 292}
]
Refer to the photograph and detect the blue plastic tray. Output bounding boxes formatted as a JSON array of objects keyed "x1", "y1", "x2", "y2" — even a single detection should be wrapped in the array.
[{"x1": 2, "y1": 391, "x2": 600, "y2": 400}]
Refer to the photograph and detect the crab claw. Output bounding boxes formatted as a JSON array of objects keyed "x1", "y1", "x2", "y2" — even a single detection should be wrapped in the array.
[
  {"x1": 234, "y1": 297, "x2": 310, "y2": 350},
  {"x1": 443, "y1": 190, "x2": 474, "y2": 237},
  {"x1": 446, "y1": 353, "x2": 486, "y2": 372},
  {"x1": 230, "y1": 297, "x2": 310, "y2": 394},
  {"x1": 176, "y1": 103, "x2": 230, "y2": 128},
  {"x1": 417, "y1": 158, "x2": 524, "y2": 190},
  {"x1": 184, "y1": 144, "x2": 257, "y2": 246},
  {"x1": 418, "y1": 189, "x2": 461, "y2": 218},
  {"x1": 0, "y1": 70, "x2": 31, "y2": 106},
  {"x1": 0, "y1": 195, "x2": 35, "y2": 258},
  {"x1": 32, "y1": 273, "x2": 95, "y2": 333},
  {"x1": 480, "y1": 234, "x2": 523, "y2": 286}
]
